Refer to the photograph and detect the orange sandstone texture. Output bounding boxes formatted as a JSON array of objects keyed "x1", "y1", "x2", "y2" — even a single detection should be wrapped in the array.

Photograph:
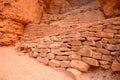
[
  {"x1": 0, "y1": 19, "x2": 24, "y2": 45},
  {"x1": 0, "y1": 0, "x2": 43, "y2": 45},
  {"x1": 98, "y1": 0, "x2": 120, "y2": 18},
  {"x1": 0, "y1": 0, "x2": 42, "y2": 24}
]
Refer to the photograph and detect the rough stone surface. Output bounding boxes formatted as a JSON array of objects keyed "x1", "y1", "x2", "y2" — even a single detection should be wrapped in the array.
[
  {"x1": 70, "y1": 60, "x2": 90, "y2": 72},
  {"x1": 82, "y1": 57, "x2": 99, "y2": 67},
  {"x1": 0, "y1": 19, "x2": 24, "y2": 45},
  {"x1": 98, "y1": 0, "x2": 120, "y2": 18},
  {"x1": 67, "y1": 68, "x2": 82, "y2": 80},
  {"x1": 0, "y1": 0, "x2": 42, "y2": 24},
  {"x1": 49, "y1": 60, "x2": 61, "y2": 67},
  {"x1": 102, "y1": 55, "x2": 113, "y2": 62},
  {"x1": 78, "y1": 46, "x2": 93, "y2": 57},
  {"x1": 92, "y1": 52, "x2": 102, "y2": 59},
  {"x1": 112, "y1": 62, "x2": 120, "y2": 71}
]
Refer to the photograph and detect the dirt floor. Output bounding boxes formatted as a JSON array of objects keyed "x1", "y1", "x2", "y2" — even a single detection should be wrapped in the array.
[{"x1": 0, "y1": 47, "x2": 74, "y2": 80}]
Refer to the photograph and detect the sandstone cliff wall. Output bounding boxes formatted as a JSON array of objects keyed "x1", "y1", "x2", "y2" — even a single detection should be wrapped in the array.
[
  {"x1": 0, "y1": 0, "x2": 42, "y2": 45},
  {"x1": 98, "y1": 0, "x2": 120, "y2": 18}
]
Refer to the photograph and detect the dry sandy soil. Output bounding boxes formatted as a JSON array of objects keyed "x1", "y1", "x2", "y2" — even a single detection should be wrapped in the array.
[{"x1": 0, "y1": 47, "x2": 74, "y2": 80}]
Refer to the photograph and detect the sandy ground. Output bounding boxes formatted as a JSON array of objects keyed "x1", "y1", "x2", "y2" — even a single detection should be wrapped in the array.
[{"x1": 0, "y1": 47, "x2": 74, "y2": 80}]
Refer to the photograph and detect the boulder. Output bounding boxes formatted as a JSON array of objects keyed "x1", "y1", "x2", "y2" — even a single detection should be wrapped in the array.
[
  {"x1": 70, "y1": 60, "x2": 90, "y2": 72},
  {"x1": 0, "y1": 0, "x2": 43, "y2": 24}
]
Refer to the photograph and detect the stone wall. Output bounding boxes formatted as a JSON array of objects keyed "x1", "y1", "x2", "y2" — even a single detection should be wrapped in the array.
[{"x1": 17, "y1": 17, "x2": 120, "y2": 72}]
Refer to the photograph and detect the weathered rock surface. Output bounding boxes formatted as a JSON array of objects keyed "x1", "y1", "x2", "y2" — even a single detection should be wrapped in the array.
[
  {"x1": 112, "y1": 62, "x2": 120, "y2": 71},
  {"x1": 0, "y1": 19, "x2": 24, "y2": 45},
  {"x1": 0, "y1": 0, "x2": 42, "y2": 24},
  {"x1": 70, "y1": 60, "x2": 90, "y2": 72},
  {"x1": 98, "y1": 0, "x2": 120, "y2": 18},
  {"x1": 42, "y1": 0, "x2": 94, "y2": 14}
]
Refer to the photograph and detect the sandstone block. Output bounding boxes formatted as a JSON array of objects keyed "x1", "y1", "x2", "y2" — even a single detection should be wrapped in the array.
[
  {"x1": 89, "y1": 26, "x2": 103, "y2": 32},
  {"x1": 86, "y1": 37, "x2": 101, "y2": 41},
  {"x1": 68, "y1": 40, "x2": 82, "y2": 46},
  {"x1": 96, "y1": 32, "x2": 113, "y2": 38},
  {"x1": 96, "y1": 41, "x2": 103, "y2": 48},
  {"x1": 60, "y1": 61, "x2": 70, "y2": 68},
  {"x1": 51, "y1": 49, "x2": 61, "y2": 55},
  {"x1": 112, "y1": 62, "x2": 120, "y2": 71},
  {"x1": 50, "y1": 36, "x2": 60, "y2": 42},
  {"x1": 109, "y1": 39, "x2": 120, "y2": 44},
  {"x1": 32, "y1": 52, "x2": 39, "y2": 58},
  {"x1": 101, "y1": 64, "x2": 111, "y2": 70},
  {"x1": 101, "y1": 38, "x2": 109, "y2": 45},
  {"x1": 67, "y1": 68, "x2": 82, "y2": 80},
  {"x1": 103, "y1": 29, "x2": 117, "y2": 33},
  {"x1": 102, "y1": 55, "x2": 113, "y2": 62},
  {"x1": 55, "y1": 55, "x2": 68, "y2": 61},
  {"x1": 117, "y1": 56, "x2": 120, "y2": 63},
  {"x1": 115, "y1": 34, "x2": 120, "y2": 39},
  {"x1": 36, "y1": 48, "x2": 50, "y2": 54},
  {"x1": 47, "y1": 53, "x2": 55, "y2": 59},
  {"x1": 82, "y1": 40, "x2": 96, "y2": 46},
  {"x1": 37, "y1": 44, "x2": 48, "y2": 48},
  {"x1": 49, "y1": 42, "x2": 62, "y2": 49},
  {"x1": 69, "y1": 54, "x2": 81, "y2": 60},
  {"x1": 81, "y1": 32, "x2": 95, "y2": 37},
  {"x1": 96, "y1": 48, "x2": 110, "y2": 55},
  {"x1": 78, "y1": 46, "x2": 92, "y2": 57},
  {"x1": 92, "y1": 52, "x2": 102, "y2": 59},
  {"x1": 70, "y1": 60, "x2": 90, "y2": 72},
  {"x1": 49, "y1": 60, "x2": 61, "y2": 68},
  {"x1": 71, "y1": 46, "x2": 80, "y2": 52},
  {"x1": 100, "y1": 61, "x2": 111, "y2": 65},
  {"x1": 59, "y1": 47, "x2": 70, "y2": 52},
  {"x1": 37, "y1": 57, "x2": 49, "y2": 65},
  {"x1": 82, "y1": 57, "x2": 99, "y2": 67},
  {"x1": 38, "y1": 52, "x2": 47, "y2": 58},
  {"x1": 105, "y1": 44, "x2": 120, "y2": 51},
  {"x1": 106, "y1": 25, "x2": 120, "y2": 30},
  {"x1": 57, "y1": 52, "x2": 74, "y2": 56}
]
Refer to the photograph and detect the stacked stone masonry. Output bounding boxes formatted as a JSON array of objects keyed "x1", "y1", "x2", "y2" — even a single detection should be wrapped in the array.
[{"x1": 17, "y1": 17, "x2": 120, "y2": 72}]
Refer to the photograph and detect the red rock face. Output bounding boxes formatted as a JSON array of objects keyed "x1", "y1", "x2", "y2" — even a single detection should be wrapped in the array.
[
  {"x1": 0, "y1": 0, "x2": 43, "y2": 24},
  {"x1": 98, "y1": 0, "x2": 120, "y2": 18},
  {"x1": 41, "y1": 0, "x2": 93, "y2": 14},
  {"x1": 0, "y1": 0, "x2": 43, "y2": 45}
]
